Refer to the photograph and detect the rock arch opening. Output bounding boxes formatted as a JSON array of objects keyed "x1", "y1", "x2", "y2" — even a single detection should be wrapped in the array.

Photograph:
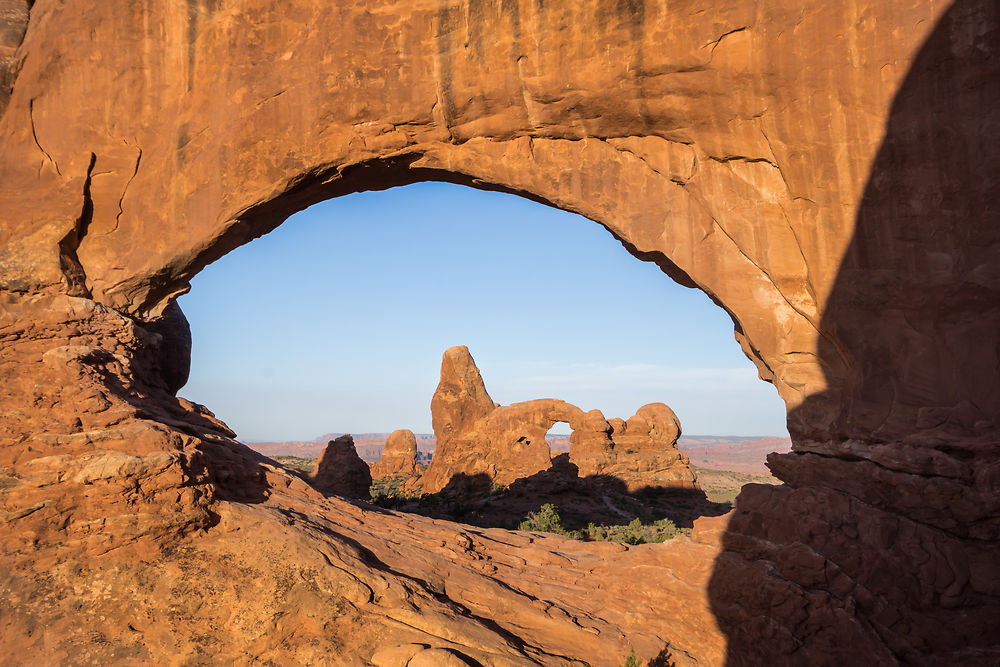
[
  {"x1": 544, "y1": 422, "x2": 571, "y2": 455},
  {"x1": 175, "y1": 182, "x2": 787, "y2": 511},
  {"x1": 178, "y1": 180, "x2": 792, "y2": 435}
]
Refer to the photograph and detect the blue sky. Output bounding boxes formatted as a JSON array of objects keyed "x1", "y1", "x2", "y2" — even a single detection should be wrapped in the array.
[{"x1": 177, "y1": 182, "x2": 788, "y2": 441}]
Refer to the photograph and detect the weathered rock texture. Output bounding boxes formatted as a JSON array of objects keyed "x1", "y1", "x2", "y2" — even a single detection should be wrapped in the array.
[
  {"x1": 0, "y1": 0, "x2": 997, "y2": 664},
  {"x1": 310, "y1": 434, "x2": 373, "y2": 499},
  {"x1": 578, "y1": 403, "x2": 697, "y2": 491},
  {"x1": 370, "y1": 428, "x2": 420, "y2": 480},
  {"x1": 422, "y1": 346, "x2": 697, "y2": 494}
]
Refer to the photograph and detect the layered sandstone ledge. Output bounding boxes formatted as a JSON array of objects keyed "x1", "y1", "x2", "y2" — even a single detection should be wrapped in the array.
[{"x1": 1, "y1": 0, "x2": 998, "y2": 664}]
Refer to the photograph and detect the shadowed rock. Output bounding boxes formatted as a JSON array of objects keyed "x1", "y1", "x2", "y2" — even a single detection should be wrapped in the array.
[{"x1": 310, "y1": 435, "x2": 372, "y2": 499}]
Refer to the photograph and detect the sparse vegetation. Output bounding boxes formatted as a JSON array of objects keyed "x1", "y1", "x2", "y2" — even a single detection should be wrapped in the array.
[
  {"x1": 519, "y1": 504, "x2": 683, "y2": 545},
  {"x1": 519, "y1": 503, "x2": 567, "y2": 533},
  {"x1": 273, "y1": 456, "x2": 314, "y2": 473},
  {"x1": 585, "y1": 517, "x2": 679, "y2": 544},
  {"x1": 622, "y1": 648, "x2": 643, "y2": 667},
  {"x1": 277, "y1": 456, "x2": 736, "y2": 547},
  {"x1": 371, "y1": 476, "x2": 422, "y2": 505}
]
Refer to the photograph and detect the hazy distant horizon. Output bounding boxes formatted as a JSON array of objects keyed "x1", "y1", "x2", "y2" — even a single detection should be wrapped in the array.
[
  {"x1": 178, "y1": 182, "x2": 790, "y2": 442},
  {"x1": 242, "y1": 431, "x2": 791, "y2": 444}
]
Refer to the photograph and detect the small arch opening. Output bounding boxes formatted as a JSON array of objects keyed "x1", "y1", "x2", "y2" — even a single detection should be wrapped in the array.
[{"x1": 544, "y1": 422, "x2": 571, "y2": 456}]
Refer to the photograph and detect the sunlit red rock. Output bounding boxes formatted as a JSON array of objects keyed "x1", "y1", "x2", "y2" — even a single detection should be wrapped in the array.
[
  {"x1": 574, "y1": 403, "x2": 697, "y2": 491},
  {"x1": 369, "y1": 428, "x2": 420, "y2": 480},
  {"x1": 422, "y1": 346, "x2": 697, "y2": 493}
]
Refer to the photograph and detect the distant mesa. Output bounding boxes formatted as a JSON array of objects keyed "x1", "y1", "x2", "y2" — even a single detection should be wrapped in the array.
[
  {"x1": 682, "y1": 436, "x2": 792, "y2": 475},
  {"x1": 419, "y1": 346, "x2": 699, "y2": 494},
  {"x1": 248, "y1": 433, "x2": 435, "y2": 462},
  {"x1": 309, "y1": 434, "x2": 372, "y2": 499},
  {"x1": 246, "y1": 433, "x2": 788, "y2": 474}
]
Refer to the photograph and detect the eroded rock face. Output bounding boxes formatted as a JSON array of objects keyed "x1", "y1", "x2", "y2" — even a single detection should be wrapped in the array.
[
  {"x1": 310, "y1": 435, "x2": 372, "y2": 499},
  {"x1": 370, "y1": 429, "x2": 419, "y2": 480},
  {"x1": 0, "y1": 0, "x2": 997, "y2": 663},
  {"x1": 430, "y1": 346, "x2": 498, "y2": 444},
  {"x1": 573, "y1": 403, "x2": 697, "y2": 491},
  {"x1": 422, "y1": 347, "x2": 697, "y2": 494}
]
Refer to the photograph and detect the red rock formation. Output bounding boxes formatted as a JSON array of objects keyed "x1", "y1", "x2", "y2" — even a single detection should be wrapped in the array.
[
  {"x1": 309, "y1": 435, "x2": 372, "y2": 499},
  {"x1": 370, "y1": 429, "x2": 419, "y2": 480},
  {"x1": 423, "y1": 392, "x2": 583, "y2": 493},
  {"x1": 430, "y1": 346, "x2": 498, "y2": 443},
  {"x1": 422, "y1": 347, "x2": 697, "y2": 494},
  {"x1": 573, "y1": 403, "x2": 697, "y2": 491},
  {"x1": 425, "y1": 346, "x2": 586, "y2": 491},
  {"x1": 0, "y1": 0, "x2": 997, "y2": 663}
]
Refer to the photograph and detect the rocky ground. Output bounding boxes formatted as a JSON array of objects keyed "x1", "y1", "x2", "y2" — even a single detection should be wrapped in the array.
[{"x1": 691, "y1": 467, "x2": 781, "y2": 504}]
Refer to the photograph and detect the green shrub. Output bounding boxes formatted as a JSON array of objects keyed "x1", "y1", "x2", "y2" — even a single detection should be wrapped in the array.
[
  {"x1": 370, "y1": 477, "x2": 422, "y2": 508},
  {"x1": 582, "y1": 516, "x2": 680, "y2": 545},
  {"x1": 620, "y1": 518, "x2": 645, "y2": 545},
  {"x1": 519, "y1": 503, "x2": 565, "y2": 533},
  {"x1": 622, "y1": 648, "x2": 643, "y2": 667},
  {"x1": 585, "y1": 522, "x2": 606, "y2": 541}
]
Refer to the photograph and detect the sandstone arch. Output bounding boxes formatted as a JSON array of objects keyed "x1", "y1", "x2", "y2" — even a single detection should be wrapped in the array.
[
  {"x1": 4, "y1": 0, "x2": 890, "y2": 440},
  {"x1": 0, "y1": 0, "x2": 996, "y2": 664},
  {"x1": 422, "y1": 346, "x2": 698, "y2": 494}
]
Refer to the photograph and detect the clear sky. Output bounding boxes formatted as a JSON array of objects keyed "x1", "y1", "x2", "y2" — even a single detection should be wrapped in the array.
[{"x1": 177, "y1": 182, "x2": 788, "y2": 442}]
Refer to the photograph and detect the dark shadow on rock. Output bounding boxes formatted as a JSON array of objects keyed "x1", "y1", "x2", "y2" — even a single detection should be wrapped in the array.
[
  {"x1": 372, "y1": 452, "x2": 728, "y2": 533},
  {"x1": 84, "y1": 340, "x2": 273, "y2": 504},
  {"x1": 197, "y1": 439, "x2": 273, "y2": 504},
  {"x1": 647, "y1": 645, "x2": 678, "y2": 667},
  {"x1": 710, "y1": 2, "x2": 1000, "y2": 663}
]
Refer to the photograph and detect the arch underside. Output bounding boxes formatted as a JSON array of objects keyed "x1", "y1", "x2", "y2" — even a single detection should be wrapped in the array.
[{"x1": 0, "y1": 0, "x2": 997, "y2": 663}]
